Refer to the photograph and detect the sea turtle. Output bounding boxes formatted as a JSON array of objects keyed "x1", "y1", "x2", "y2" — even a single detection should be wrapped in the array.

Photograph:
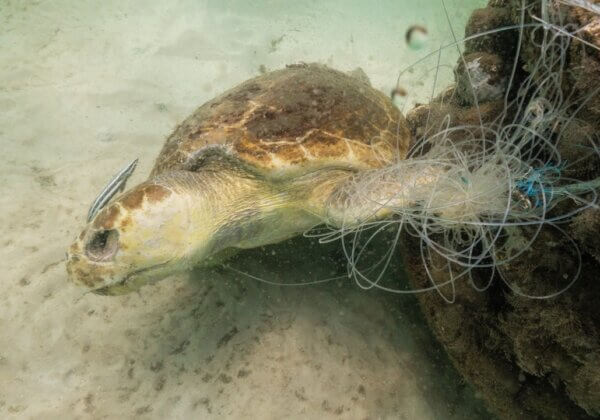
[{"x1": 66, "y1": 63, "x2": 411, "y2": 295}]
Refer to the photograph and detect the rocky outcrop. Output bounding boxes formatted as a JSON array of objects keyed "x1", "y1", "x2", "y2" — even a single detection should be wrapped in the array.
[{"x1": 403, "y1": 1, "x2": 600, "y2": 418}]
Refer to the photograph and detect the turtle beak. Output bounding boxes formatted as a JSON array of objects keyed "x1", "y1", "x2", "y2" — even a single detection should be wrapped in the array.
[
  {"x1": 90, "y1": 260, "x2": 174, "y2": 295},
  {"x1": 91, "y1": 279, "x2": 130, "y2": 296}
]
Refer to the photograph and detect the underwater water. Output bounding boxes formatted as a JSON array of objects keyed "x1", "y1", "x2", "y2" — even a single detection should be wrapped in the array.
[{"x1": 0, "y1": 0, "x2": 496, "y2": 419}]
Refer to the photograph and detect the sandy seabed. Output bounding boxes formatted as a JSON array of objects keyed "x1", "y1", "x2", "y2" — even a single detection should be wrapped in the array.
[{"x1": 0, "y1": 1, "x2": 491, "y2": 418}]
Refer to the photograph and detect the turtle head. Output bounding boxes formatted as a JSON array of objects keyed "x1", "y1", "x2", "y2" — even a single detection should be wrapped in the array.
[
  {"x1": 66, "y1": 180, "x2": 201, "y2": 295},
  {"x1": 67, "y1": 164, "x2": 316, "y2": 295}
]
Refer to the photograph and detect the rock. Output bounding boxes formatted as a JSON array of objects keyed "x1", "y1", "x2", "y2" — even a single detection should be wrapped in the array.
[
  {"x1": 572, "y1": 208, "x2": 600, "y2": 263},
  {"x1": 403, "y1": 1, "x2": 600, "y2": 418},
  {"x1": 454, "y1": 52, "x2": 507, "y2": 106},
  {"x1": 464, "y1": 6, "x2": 515, "y2": 58}
]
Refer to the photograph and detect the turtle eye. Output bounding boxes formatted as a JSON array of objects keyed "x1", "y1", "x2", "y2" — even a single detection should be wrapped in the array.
[{"x1": 85, "y1": 229, "x2": 119, "y2": 262}]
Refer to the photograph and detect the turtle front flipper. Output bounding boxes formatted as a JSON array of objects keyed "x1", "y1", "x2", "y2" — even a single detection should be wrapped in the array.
[{"x1": 315, "y1": 165, "x2": 444, "y2": 228}]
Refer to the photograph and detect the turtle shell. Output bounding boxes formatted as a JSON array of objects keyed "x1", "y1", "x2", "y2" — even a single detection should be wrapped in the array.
[{"x1": 150, "y1": 63, "x2": 410, "y2": 178}]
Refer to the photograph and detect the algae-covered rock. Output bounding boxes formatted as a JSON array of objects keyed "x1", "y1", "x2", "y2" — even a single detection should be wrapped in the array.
[{"x1": 403, "y1": 1, "x2": 600, "y2": 418}]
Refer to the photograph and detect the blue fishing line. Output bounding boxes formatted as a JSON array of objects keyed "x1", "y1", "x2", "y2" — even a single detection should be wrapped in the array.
[{"x1": 515, "y1": 163, "x2": 564, "y2": 207}]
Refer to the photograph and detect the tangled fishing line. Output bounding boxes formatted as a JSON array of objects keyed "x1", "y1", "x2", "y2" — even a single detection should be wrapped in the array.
[{"x1": 310, "y1": 0, "x2": 600, "y2": 302}]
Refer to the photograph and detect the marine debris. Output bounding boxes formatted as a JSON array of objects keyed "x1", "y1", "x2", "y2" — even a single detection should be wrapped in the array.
[{"x1": 375, "y1": 0, "x2": 600, "y2": 417}]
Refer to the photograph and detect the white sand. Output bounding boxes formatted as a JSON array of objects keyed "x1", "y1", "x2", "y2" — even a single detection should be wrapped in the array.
[{"x1": 0, "y1": 0, "x2": 489, "y2": 418}]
